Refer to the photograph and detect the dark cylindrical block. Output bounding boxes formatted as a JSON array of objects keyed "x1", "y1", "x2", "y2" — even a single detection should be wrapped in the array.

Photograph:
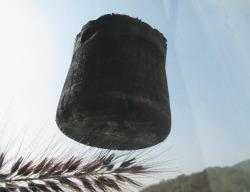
[{"x1": 56, "y1": 14, "x2": 171, "y2": 150}]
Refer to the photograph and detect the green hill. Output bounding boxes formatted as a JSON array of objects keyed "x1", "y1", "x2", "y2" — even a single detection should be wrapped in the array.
[
  {"x1": 233, "y1": 159, "x2": 250, "y2": 173},
  {"x1": 140, "y1": 159, "x2": 250, "y2": 192}
]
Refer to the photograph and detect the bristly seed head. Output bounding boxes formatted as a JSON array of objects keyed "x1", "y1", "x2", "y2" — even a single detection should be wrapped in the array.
[{"x1": 0, "y1": 145, "x2": 168, "y2": 191}]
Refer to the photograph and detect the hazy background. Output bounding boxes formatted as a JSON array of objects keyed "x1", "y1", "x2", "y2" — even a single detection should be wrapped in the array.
[{"x1": 0, "y1": 0, "x2": 249, "y2": 186}]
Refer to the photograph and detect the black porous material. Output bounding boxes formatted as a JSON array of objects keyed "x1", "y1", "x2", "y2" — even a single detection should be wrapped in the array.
[{"x1": 56, "y1": 14, "x2": 171, "y2": 150}]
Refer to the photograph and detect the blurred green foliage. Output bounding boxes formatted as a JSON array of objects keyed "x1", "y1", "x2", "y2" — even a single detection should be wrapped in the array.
[{"x1": 140, "y1": 159, "x2": 250, "y2": 192}]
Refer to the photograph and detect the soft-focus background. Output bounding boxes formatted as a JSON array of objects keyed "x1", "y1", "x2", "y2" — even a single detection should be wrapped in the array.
[{"x1": 0, "y1": 0, "x2": 249, "y2": 187}]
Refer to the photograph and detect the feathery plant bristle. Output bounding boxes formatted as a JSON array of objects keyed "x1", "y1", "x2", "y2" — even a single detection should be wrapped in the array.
[
  {"x1": 0, "y1": 114, "x2": 176, "y2": 191},
  {"x1": 0, "y1": 143, "x2": 172, "y2": 192}
]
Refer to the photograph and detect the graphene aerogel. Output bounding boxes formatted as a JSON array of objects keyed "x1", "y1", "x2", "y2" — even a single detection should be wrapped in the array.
[{"x1": 56, "y1": 14, "x2": 171, "y2": 150}]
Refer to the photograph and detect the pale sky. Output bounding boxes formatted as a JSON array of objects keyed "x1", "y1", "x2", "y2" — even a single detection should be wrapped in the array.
[{"x1": 0, "y1": 0, "x2": 249, "y2": 187}]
